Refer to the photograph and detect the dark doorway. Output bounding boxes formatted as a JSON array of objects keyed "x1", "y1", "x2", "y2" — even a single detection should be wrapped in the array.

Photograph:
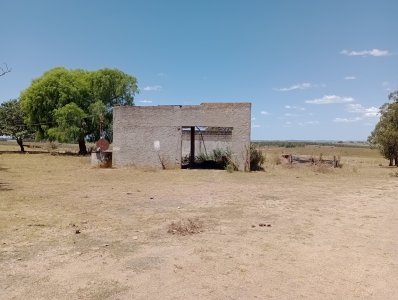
[{"x1": 181, "y1": 126, "x2": 232, "y2": 169}]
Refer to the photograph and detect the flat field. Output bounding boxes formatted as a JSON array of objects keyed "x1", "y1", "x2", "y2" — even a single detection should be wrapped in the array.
[{"x1": 0, "y1": 145, "x2": 397, "y2": 299}]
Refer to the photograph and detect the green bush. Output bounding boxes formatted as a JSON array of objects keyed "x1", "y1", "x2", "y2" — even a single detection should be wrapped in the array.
[
  {"x1": 191, "y1": 148, "x2": 236, "y2": 170},
  {"x1": 250, "y1": 144, "x2": 265, "y2": 171},
  {"x1": 226, "y1": 163, "x2": 236, "y2": 173}
]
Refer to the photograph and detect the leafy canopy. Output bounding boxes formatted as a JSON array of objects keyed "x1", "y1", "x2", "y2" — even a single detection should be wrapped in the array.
[
  {"x1": 368, "y1": 91, "x2": 398, "y2": 165},
  {"x1": 0, "y1": 99, "x2": 34, "y2": 152},
  {"x1": 20, "y1": 67, "x2": 138, "y2": 145},
  {"x1": 47, "y1": 103, "x2": 87, "y2": 142},
  {"x1": 0, "y1": 99, "x2": 32, "y2": 139}
]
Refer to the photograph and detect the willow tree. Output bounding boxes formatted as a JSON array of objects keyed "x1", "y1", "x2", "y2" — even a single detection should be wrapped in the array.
[{"x1": 20, "y1": 67, "x2": 138, "y2": 154}]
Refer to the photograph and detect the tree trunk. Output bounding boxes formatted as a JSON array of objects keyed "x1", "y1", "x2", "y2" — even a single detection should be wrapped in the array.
[
  {"x1": 389, "y1": 157, "x2": 393, "y2": 166},
  {"x1": 16, "y1": 137, "x2": 25, "y2": 152},
  {"x1": 395, "y1": 156, "x2": 398, "y2": 167},
  {"x1": 78, "y1": 137, "x2": 87, "y2": 155}
]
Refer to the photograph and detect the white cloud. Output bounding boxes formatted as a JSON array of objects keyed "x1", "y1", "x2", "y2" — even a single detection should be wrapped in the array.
[
  {"x1": 304, "y1": 121, "x2": 319, "y2": 125},
  {"x1": 285, "y1": 105, "x2": 306, "y2": 111},
  {"x1": 305, "y1": 95, "x2": 354, "y2": 104},
  {"x1": 157, "y1": 72, "x2": 166, "y2": 77},
  {"x1": 340, "y1": 49, "x2": 390, "y2": 57},
  {"x1": 139, "y1": 99, "x2": 153, "y2": 104},
  {"x1": 274, "y1": 82, "x2": 312, "y2": 92},
  {"x1": 298, "y1": 121, "x2": 319, "y2": 126},
  {"x1": 260, "y1": 111, "x2": 269, "y2": 115},
  {"x1": 251, "y1": 117, "x2": 256, "y2": 121},
  {"x1": 333, "y1": 104, "x2": 379, "y2": 124},
  {"x1": 346, "y1": 103, "x2": 379, "y2": 117},
  {"x1": 143, "y1": 85, "x2": 162, "y2": 91},
  {"x1": 252, "y1": 124, "x2": 261, "y2": 128},
  {"x1": 333, "y1": 117, "x2": 362, "y2": 123},
  {"x1": 284, "y1": 113, "x2": 298, "y2": 117},
  {"x1": 344, "y1": 76, "x2": 356, "y2": 80}
]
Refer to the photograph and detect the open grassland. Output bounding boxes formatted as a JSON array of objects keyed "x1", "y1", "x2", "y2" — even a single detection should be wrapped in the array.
[{"x1": 0, "y1": 146, "x2": 397, "y2": 299}]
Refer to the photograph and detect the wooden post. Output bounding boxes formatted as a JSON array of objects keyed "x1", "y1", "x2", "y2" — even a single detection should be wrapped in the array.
[{"x1": 190, "y1": 126, "x2": 195, "y2": 166}]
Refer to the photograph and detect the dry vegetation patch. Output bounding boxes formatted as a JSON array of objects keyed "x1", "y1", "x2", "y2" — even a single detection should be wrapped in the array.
[{"x1": 167, "y1": 218, "x2": 204, "y2": 236}]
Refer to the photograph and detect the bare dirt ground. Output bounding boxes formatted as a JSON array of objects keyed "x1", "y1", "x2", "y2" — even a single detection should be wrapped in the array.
[{"x1": 0, "y1": 150, "x2": 397, "y2": 299}]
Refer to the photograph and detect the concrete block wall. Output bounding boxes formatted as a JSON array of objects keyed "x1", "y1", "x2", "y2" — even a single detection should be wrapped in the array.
[
  {"x1": 113, "y1": 103, "x2": 251, "y2": 170},
  {"x1": 181, "y1": 131, "x2": 232, "y2": 158}
]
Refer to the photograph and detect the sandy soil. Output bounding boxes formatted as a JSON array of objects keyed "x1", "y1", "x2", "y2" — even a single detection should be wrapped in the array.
[{"x1": 0, "y1": 153, "x2": 397, "y2": 299}]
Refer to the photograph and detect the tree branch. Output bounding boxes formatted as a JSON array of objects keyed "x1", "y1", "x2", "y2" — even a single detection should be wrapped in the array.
[{"x1": 0, "y1": 63, "x2": 11, "y2": 77}]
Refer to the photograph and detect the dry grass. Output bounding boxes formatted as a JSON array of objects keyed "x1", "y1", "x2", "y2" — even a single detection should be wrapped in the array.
[
  {"x1": 0, "y1": 140, "x2": 96, "y2": 153},
  {"x1": 167, "y1": 218, "x2": 204, "y2": 236},
  {"x1": 0, "y1": 145, "x2": 397, "y2": 299},
  {"x1": 312, "y1": 163, "x2": 334, "y2": 174}
]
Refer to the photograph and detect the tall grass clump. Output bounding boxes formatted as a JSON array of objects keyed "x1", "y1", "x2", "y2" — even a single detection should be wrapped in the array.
[
  {"x1": 250, "y1": 144, "x2": 265, "y2": 171},
  {"x1": 194, "y1": 148, "x2": 238, "y2": 171}
]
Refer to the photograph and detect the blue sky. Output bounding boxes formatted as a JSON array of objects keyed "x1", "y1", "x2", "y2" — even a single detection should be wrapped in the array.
[{"x1": 1, "y1": 0, "x2": 397, "y2": 140}]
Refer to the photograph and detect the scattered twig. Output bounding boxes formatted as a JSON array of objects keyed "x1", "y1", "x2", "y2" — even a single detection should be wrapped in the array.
[{"x1": 0, "y1": 63, "x2": 11, "y2": 77}]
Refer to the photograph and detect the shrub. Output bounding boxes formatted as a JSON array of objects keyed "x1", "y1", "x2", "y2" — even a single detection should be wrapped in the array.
[
  {"x1": 390, "y1": 171, "x2": 398, "y2": 177},
  {"x1": 250, "y1": 144, "x2": 265, "y2": 171},
  {"x1": 226, "y1": 163, "x2": 236, "y2": 173},
  {"x1": 194, "y1": 148, "x2": 236, "y2": 170},
  {"x1": 313, "y1": 163, "x2": 333, "y2": 174},
  {"x1": 268, "y1": 154, "x2": 281, "y2": 165},
  {"x1": 168, "y1": 218, "x2": 203, "y2": 236},
  {"x1": 45, "y1": 141, "x2": 59, "y2": 153}
]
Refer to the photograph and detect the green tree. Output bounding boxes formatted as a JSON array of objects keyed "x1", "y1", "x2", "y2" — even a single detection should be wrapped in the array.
[
  {"x1": 47, "y1": 103, "x2": 87, "y2": 150},
  {"x1": 86, "y1": 68, "x2": 137, "y2": 142},
  {"x1": 20, "y1": 67, "x2": 138, "y2": 154},
  {"x1": 0, "y1": 99, "x2": 33, "y2": 152},
  {"x1": 368, "y1": 92, "x2": 398, "y2": 166}
]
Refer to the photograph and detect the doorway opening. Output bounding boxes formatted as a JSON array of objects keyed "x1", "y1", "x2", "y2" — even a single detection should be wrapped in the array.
[{"x1": 181, "y1": 126, "x2": 233, "y2": 169}]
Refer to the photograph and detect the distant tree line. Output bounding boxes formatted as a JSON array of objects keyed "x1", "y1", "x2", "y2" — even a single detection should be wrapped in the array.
[
  {"x1": 368, "y1": 91, "x2": 398, "y2": 166},
  {"x1": 252, "y1": 140, "x2": 369, "y2": 149},
  {"x1": 253, "y1": 141, "x2": 306, "y2": 148}
]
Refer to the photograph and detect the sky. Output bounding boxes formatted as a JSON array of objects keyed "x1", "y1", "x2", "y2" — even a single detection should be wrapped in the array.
[{"x1": 1, "y1": 0, "x2": 397, "y2": 141}]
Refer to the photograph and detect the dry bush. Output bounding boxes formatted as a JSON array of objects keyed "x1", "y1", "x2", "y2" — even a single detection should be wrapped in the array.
[
  {"x1": 281, "y1": 163, "x2": 294, "y2": 169},
  {"x1": 168, "y1": 218, "x2": 203, "y2": 236},
  {"x1": 225, "y1": 163, "x2": 236, "y2": 173},
  {"x1": 389, "y1": 171, "x2": 398, "y2": 177},
  {"x1": 45, "y1": 141, "x2": 59, "y2": 152},
  {"x1": 250, "y1": 144, "x2": 265, "y2": 171},
  {"x1": 313, "y1": 163, "x2": 334, "y2": 174},
  {"x1": 268, "y1": 154, "x2": 282, "y2": 166}
]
